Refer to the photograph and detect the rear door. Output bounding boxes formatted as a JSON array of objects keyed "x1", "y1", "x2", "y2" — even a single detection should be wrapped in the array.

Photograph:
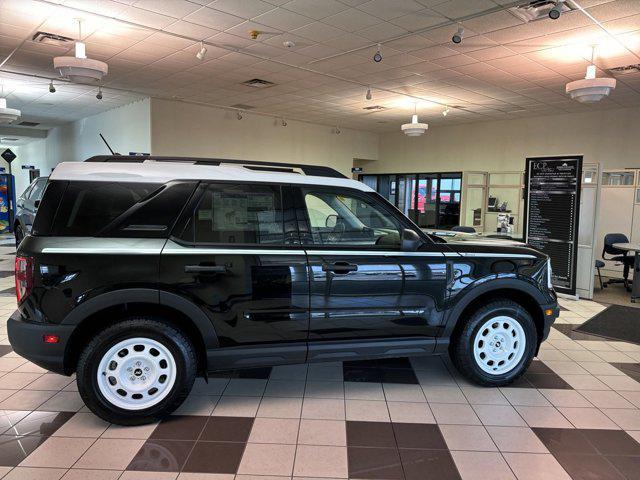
[
  {"x1": 161, "y1": 182, "x2": 309, "y2": 369},
  {"x1": 295, "y1": 186, "x2": 448, "y2": 358}
]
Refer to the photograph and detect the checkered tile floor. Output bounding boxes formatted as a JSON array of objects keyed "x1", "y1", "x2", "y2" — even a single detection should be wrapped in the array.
[{"x1": 0, "y1": 236, "x2": 639, "y2": 479}]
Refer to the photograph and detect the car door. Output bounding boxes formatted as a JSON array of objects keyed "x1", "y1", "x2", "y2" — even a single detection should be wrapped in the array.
[
  {"x1": 160, "y1": 182, "x2": 309, "y2": 369},
  {"x1": 295, "y1": 185, "x2": 449, "y2": 359}
]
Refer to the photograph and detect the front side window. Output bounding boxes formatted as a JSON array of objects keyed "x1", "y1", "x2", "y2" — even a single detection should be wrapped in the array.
[
  {"x1": 302, "y1": 188, "x2": 402, "y2": 247},
  {"x1": 182, "y1": 183, "x2": 284, "y2": 245}
]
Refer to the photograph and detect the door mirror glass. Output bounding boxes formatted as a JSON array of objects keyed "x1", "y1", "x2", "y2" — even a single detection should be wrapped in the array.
[
  {"x1": 325, "y1": 214, "x2": 338, "y2": 228},
  {"x1": 401, "y1": 228, "x2": 423, "y2": 251}
]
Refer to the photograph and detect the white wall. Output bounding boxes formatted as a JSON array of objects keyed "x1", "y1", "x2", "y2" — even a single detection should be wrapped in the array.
[
  {"x1": 371, "y1": 107, "x2": 640, "y2": 174},
  {"x1": 45, "y1": 98, "x2": 151, "y2": 166},
  {"x1": 11, "y1": 139, "x2": 48, "y2": 196},
  {"x1": 150, "y1": 99, "x2": 379, "y2": 176}
]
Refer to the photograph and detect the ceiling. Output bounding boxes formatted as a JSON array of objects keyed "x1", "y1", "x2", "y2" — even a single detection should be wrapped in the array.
[{"x1": 1, "y1": 0, "x2": 640, "y2": 133}]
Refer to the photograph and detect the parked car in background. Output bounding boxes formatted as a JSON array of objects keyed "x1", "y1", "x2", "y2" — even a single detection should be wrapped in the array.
[{"x1": 14, "y1": 176, "x2": 48, "y2": 246}]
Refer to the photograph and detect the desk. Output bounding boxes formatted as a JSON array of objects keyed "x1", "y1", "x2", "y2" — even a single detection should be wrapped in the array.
[{"x1": 612, "y1": 242, "x2": 640, "y2": 302}]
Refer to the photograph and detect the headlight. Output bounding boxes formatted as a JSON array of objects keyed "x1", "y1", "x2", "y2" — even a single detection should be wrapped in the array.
[{"x1": 547, "y1": 259, "x2": 554, "y2": 290}]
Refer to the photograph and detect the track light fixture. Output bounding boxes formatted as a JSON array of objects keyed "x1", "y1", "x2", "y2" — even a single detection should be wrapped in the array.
[
  {"x1": 49, "y1": 81, "x2": 56, "y2": 93},
  {"x1": 373, "y1": 44, "x2": 382, "y2": 63},
  {"x1": 549, "y1": 0, "x2": 563, "y2": 20},
  {"x1": 96, "y1": 87, "x2": 102, "y2": 100},
  {"x1": 452, "y1": 26, "x2": 464, "y2": 44},
  {"x1": 196, "y1": 42, "x2": 207, "y2": 60},
  {"x1": 237, "y1": 111, "x2": 243, "y2": 120},
  {"x1": 334, "y1": 126, "x2": 341, "y2": 135},
  {"x1": 442, "y1": 105, "x2": 449, "y2": 117},
  {"x1": 281, "y1": 118, "x2": 287, "y2": 127},
  {"x1": 365, "y1": 86, "x2": 372, "y2": 101}
]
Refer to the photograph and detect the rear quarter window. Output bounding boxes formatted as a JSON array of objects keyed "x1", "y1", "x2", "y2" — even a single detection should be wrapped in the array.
[{"x1": 51, "y1": 181, "x2": 160, "y2": 236}]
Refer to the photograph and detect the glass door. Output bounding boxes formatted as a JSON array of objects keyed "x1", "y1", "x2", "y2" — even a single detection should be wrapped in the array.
[
  {"x1": 438, "y1": 174, "x2": 462, "y2": 229},
  {"x1": 416, "y1": 174, "x2": 438, "y2": 228}
]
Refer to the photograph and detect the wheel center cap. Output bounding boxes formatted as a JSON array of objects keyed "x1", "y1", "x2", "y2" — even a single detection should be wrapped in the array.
[{"x1": 134, "y1": 368, "x2": 143, "y2": 376}]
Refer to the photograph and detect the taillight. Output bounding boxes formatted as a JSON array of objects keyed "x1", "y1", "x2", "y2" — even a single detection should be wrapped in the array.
[{"x1": 15, "y1": 256, "x2": 33, "y2": 304}]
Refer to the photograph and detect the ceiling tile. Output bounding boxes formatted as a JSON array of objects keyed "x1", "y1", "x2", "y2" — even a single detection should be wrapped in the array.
[
  {"x1": 291, "y1": 21, "x2": 346, "y2": 42},
  {"x1": 207, "y1": 0, "x2": 276, "y2": 19},
  {"x1": 132, "y1": 0, "x2": 202, "y2": 18},
  {"x1": 357, "y1": 0, "x2": 426, "y2": 20},
  {"x1": 252, "y1": 7, "x2": 314, "y2": 31},
  {"x1": 282, "y1": 0, "x2": 349, "y2": 20},
  {"x1": 183, "y1": 7, "x2": 245, "y2": 29},
  {"x1": 323, "y1": 8, "x2": 381, "y2": 31},
  {"x1": 356, "y1": 22, "x2": 408, "y2": 42}
]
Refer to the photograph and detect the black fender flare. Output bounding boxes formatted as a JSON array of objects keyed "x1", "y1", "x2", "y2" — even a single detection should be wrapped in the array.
[
  {"x1": 440, "y1": 277, "x2": 547, "y2": 341},
  {"x1": 61, "y1": 288, "x2": 219, "y2": 351}
]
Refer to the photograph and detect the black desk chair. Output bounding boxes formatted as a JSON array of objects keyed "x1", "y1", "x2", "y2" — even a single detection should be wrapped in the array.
[
  {"x1": 451, "y1": 226, "x2": 476, "y2": 233},
  {"x1": 595, "y1": 259, "x2": 605, "y2": 290},
  {"x1": 602, "y1": 233, "x2": 634, "y2": 291}
]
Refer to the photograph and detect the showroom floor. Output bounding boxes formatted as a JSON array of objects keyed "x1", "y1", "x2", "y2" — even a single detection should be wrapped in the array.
[{"x1": 0, "y1": 238, "x2": 639, "y2": 479}]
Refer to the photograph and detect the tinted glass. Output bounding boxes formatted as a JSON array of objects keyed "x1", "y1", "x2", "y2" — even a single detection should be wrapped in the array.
[
  {"x1": 31, "y1": 180, "x2": 67, "y2": 236},
  {"x1": 302, "y1": 189, "x2": 402, "y2": 247},
  {"x1": 184, "y1": 183, "x2": 284, "y2": 245},
  {"x1": 29, "y1": 178, "x2": 47, "y2": 201},
  {"x1": 51, "y1": 181, "x2": 159, "y2": 236}
]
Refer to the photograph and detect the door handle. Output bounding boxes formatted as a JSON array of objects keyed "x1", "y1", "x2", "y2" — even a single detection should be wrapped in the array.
[
  {"x1": 185, "y1": 265, "x2": 229, "y2": 274},
  {"x1": 322, "y1": 262, "x2": 358, "y2": 274}
]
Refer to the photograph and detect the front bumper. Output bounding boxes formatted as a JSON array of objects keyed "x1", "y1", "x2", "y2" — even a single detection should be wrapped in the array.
[
  {"x1": 7, "y1": 310, "x2": 74, "y2": 375},
  {"x1": 540, "y1": 303, "x2": 560, "y2": 343}
]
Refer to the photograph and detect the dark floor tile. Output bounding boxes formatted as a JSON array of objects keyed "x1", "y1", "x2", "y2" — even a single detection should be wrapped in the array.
[
  {"x1": 582, "y1": 430, "x2": 640, "y2": 456},
  {"x1": 182, "y1": 441, "x2": 246, "y2": 474},
  {"x1": 380, "y1": 368, "x2": 418, "y2": 385},
  {"x1": 393, "y1": 424, "x2": 447, "y2": 450},
  {"x1": 128, "y1": 439, "x2": 194, "y2": 472},
  {"x1": 554, "y1": 453, "x2": 626, "y2": 480},
  {"x1": 610, "y1": 363, "x2": 640, "y2": 383},
  {"x1": 200, "y1": 416, "x2": 254, "y2": 443},
  {"x1": 150, "y1": 415, "x2": 208, "y2": 441},
  {"x1": 399, "y1": 448, "x2": 461, "y2": 480},
  {"x1": 605, "y1": 455, "x2": 640, "y2": 479},
  {"x1": 0, "y1": 435, "x2": 47, "y2": 466},
  {"x1": 343, "y1": 366, "x2": 383, "y2": 383},
  {"x1": 348, "y1": 446, "x2": 404, "y2": 480},
  {"x1": 347, "y1": 421, "x2": 396, "y2": 448},
  {"x1": 521, "y1": 372, "x2": 573, "y2": 390},
  {"x1": 0, "y1": 345, "x2": 12, "y2": 357},
  {"x1": 533, "y1": 428, "x2": 598, "y2": 455},
  {"x1": 4, "y1": 411, "x2": 74, "y2": 437}
]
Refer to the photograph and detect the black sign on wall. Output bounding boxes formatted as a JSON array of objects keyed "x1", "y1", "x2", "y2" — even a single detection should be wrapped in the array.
[{"x1": 524, "y1": 156, "x2": 582, "y2": 295}]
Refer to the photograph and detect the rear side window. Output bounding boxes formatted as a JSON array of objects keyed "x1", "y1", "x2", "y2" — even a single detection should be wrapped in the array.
[
  {"x1": 178, "y1": 183, "x2": 284, "y2": 245},
  {"x1": 51, "y1": 182, "x2": 159, "y2": 236},
  {"x1": 29, "y1": 178, "x2": 47, "y2": 201}
]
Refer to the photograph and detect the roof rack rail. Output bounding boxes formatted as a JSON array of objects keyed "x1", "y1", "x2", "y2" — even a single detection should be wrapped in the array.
[{"x1": 84, "y1": 155, "x2": 347, "y2": 179}]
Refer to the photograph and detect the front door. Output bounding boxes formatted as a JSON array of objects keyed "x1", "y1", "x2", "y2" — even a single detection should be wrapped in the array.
[
  {"x1": 161, "y1": 182, "x2": 309, "y2": 369},
  {"x1": 294, "y1": 186, "x2": 448, "y2": 359}
]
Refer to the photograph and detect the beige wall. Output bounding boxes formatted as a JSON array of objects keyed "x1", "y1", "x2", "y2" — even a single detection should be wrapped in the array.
[
  {"x1": 150, "y1": 99, "x2": 379, "y2": 176},
  {"x1": 371, "y1": 107, "x2": 640, "y2": 174}
]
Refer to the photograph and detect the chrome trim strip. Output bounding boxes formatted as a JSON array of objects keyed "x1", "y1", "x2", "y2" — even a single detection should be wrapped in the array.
[{"x1": 42, "y1": 247, "x2": 162, "y2": 254}]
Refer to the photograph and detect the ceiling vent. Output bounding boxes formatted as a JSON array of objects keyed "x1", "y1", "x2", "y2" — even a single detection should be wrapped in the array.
[
  {"x1": 18, "y1": 121, "x2": 40, "y2": 127},
  {"x1": 509, "y1": 1, "x2": 574, "y2": 22},
  {"x1": 241, "y1": 78, "x2": 275, "y2": 88},
  {"x1": 32, "y1": 31, "x2": 74, "y2": 46},
  {"x1": 363, "y1": 105, "x2": 387, "y2": 111},
  {"x1": 609, "y1": 64, "x2": 640, "y2": 75},
  {"x1": 229, "y1": 103, "x2": 255, "y2": 110}
]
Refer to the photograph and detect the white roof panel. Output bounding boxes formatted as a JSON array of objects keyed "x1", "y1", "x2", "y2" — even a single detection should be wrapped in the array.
[{"x1": 49, "y1": 160, "x2": 373, "y2": 192}]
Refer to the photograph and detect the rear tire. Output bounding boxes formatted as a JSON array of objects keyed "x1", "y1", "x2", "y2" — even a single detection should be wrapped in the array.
[
  {"x1": 14, "y1": 225, "x2": 24, "y2": 248},
  {"x1": 76, "y1": 317, "x2": 197, "y2": 425},
  {"x1": 450, "y1": 300, "x2": 537, "y2": 387}
]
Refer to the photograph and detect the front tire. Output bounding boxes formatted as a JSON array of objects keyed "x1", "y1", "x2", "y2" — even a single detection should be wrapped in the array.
[
  {"x1": 450, "y1": 300, "x2": 537, "y2": 387},
  {"x1": 76, "y1": 317, "x2": 197, "y2": 425},
  {"x1": 14, "y1": 225, "x2": 24, "y2": 248}
]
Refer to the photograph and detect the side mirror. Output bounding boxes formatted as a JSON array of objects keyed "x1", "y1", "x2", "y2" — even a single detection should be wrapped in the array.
[
  {"x1": 325, "y1": 214, "x2": 338, "y2": 228},
  {"x1": 401, "y1": 228, "x2": 423, "y2": 251},
  {"x1": 34, "y1": 200, "x2": 40, "y2": 209}
]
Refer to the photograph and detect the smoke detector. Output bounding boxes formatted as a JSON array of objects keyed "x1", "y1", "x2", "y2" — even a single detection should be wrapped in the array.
[
  {"x1": 401, "y1": 106, "x2": 428, "y2": 136},
  {"x1": 53, "y1": 20, "x2": 108, "y2": 84},
  {"x1": 566, "y1": 49, "x2": 616, "y2": 103},
  {"x1": 0, "y1": 97, "x2": 20, "y2": 125}
]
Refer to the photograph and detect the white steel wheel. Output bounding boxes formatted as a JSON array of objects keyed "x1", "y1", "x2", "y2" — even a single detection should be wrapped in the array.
[
  {"x1": 473, "y1": 316, "x2": 526, "y2": 375},
  {"x1": 96, "y1": 337, "x2": 177, "y2": 411}
]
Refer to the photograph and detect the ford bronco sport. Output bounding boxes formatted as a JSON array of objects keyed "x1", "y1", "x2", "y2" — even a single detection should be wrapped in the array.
[{"x1": 8, "y1": 156, "x2": 558, "y2": 425}]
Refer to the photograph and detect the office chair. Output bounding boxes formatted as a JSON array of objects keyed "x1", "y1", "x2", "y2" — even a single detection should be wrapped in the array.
[
  {"x1": 595, "y1": 259, "x2": 605, "y2": 290},
  {"x1": 451, "y1": 225, "x2": 476, "y2": 233},
  {"x1": 602, "y1": 233, "x2": 634, "y2": 291}
]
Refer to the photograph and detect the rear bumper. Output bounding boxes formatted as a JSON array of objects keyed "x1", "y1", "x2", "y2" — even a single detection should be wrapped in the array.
[{"x1": 7, "y1": 310, "x2": 73, "y2": 375}]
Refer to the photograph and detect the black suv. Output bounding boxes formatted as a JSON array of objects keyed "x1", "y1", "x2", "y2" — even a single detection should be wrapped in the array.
[{"x1": 9, "y1": 156, "x2": 558, "y2": 425}]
